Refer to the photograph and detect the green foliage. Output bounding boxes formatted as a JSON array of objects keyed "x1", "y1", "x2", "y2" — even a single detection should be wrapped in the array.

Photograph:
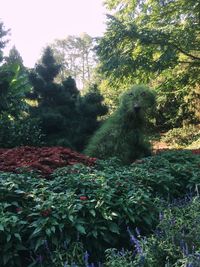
[
  {"x1": 0, "y1": 21, "x2": 9, "y2": 62},
  {"x1": 96, "y1": 0, "x2": 200, "y2": 129},
  {"x1": 50, "y1": 33, "x2": 96, "y2": 87},
  {"x1": 187, "y1": 138, "x2": 200, "y2": 149},
  {"x1": 162, "y1": 124, "x2": 200, "y2": 148},
  {"x1": 5, "y1": 46, "x2": 24, "y2": 67},
  {"x1": 0, "y1": 63, "x2": 30, "y2": 118},
  {"x1": 154, "y1": 67, "x2": 200, "y2": 129},
  {"x1": 0, "y1": 116, "x2": 44, "y2": 148},
  {"x1": 102, "y1": 0, "x2": 200, "y2": 76},
  {"x1": 0, "y1": 61, "x2": 43, "y2": 148},
  {"x1": 104, "y1": 249, "x2": 136, "y2": 266},
  {"x1": 0, "y1": 150, "x2": 199, "y2": 266},
  {"x1": 144, "y1": 196, "x2": 200, "y2": 267},
  {"x1": 74, "y1": 83, "x2": 108, "y2": 151},
  {"x1": 27, "y1": 47, "x2": 79, "y2": 147},
  {"x1": 85, "y1": 85, "x2": 156, "y2": 163},
  {"x1": 109, "y1": 196, "x2": 200, "y2": 267},
  {"x1": 27, "y1": 48, "x2": 107, "y2": 150}
]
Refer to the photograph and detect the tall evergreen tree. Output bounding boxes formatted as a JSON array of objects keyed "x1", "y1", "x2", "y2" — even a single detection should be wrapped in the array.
[
  {"x1": 5, "y1": 46, "x2": 24, "y2": 67},
  {"x1": 27, "y1": 46, "x2": 80, "y2": 146},
  {"x1": 0, "y1": 21, "x2": 9, "y2": 62}
]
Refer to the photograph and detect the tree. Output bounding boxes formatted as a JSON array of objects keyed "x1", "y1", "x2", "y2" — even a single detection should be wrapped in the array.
[
  {"x1": 5, "y1": 46, "x2": 24, "y2": 67},
  {"x1": 74, "y1": 83, "x2": 108, "y2": 151},
  {"x1": 0, "y1": 64, "x2": 30, "y2": 118},
  {"x1": 0, "y1": 22, "x2": 28, "y2": 118},
  {"x1": 27, "y1": 46, "x2": 80, "y2": 146},
  {"x1": 101, "y1": 0, "x2": 200, "y2": 76},
  {"x1": 0, "y1": 21, "x2": 10, "y2": 62},
  {"x1": 50, "y1": 33, "x2": 97, "y2": 88},
  {"x1": 96, "y1": 0, "x2": 200, "y2": 128},
  {"x1": 0, "y1": 22, "x2": 43, "y2": 148}
]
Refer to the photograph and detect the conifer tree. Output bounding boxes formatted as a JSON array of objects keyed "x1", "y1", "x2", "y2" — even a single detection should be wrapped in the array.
[
  {"x1": 74, "y1": 84, "x2": 108, "y2": 151},
  {"x1": 27, "y1": 46, "x2": 79, "y2": 146},
  {"x1": 5, "y1": 46, "x2": 24, "y2": 67}
]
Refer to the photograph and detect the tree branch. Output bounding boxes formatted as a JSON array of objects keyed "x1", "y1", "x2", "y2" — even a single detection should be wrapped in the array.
[{"x1": 172, "y1": 44, "x2": 200, "y2": 61}]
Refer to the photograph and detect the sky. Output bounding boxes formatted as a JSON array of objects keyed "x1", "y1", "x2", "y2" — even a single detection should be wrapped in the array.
[{"x1": 0, "y1": 0, "x2": 108, "y2": 67}]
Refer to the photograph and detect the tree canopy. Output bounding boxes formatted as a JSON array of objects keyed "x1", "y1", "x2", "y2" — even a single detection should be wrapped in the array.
[
  {"x1": 50, "y1": 33, "x2": 97, "y2": 88},
  {"x1": 97, "y1": 0, "x2": 200, "y2": 128},
  {"x1": 99, "y1": 0, "x2": 199, "y2": 80}
]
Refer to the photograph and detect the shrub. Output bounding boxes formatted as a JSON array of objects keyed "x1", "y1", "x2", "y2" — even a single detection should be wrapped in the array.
[
  {"x1": 0, "y1": 150, "x2": 199, "y2": 266},
  {"x1": 162, "y1": 124, "x2": 200, "y2": 148},
  {"x1": 110, "y1": 196, "x2": 200, "y2": 267},
  {"x1": 0, "y1": 116, "x2": 44, "y2": 148}
]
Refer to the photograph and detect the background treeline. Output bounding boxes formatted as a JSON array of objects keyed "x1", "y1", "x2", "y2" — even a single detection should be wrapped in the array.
[{"x1": 0, "y1": 0, "x2": 200, "y2": 151}]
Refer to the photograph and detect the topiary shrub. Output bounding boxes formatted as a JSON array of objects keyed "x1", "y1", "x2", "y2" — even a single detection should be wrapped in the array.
[{"x1": 84, "y1": 85, "x2": 156, "y2": 164}]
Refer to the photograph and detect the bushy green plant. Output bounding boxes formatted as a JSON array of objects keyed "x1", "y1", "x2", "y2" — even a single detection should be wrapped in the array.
[
  {"x1": 104, "y1": 196, "x2": 200, "y2": 267},
  {"x1": 187, "y1": 137, "x2": 200, "y2": 149},
  {"x1": 0, "y1": 116, "x2": 44, "y2": 147},
  {"x1": 74, "y1": 83, "x2": 108, "y2": 151},
  {"x1": 84, "y1": 85, "x2": 156, "y2": 164},
  {"x1": 104, "y1": 249, "x2": 136, "y2": 266},
  {"x1": 119, "y1": 196, "x2": 200, "y2": 267},
  {"x1": 0, "y1": 63, "x2": 31, "y2": 118},
  {"x1": 0, "y1": 150, "x2": 199, "y2": 266},
  {"x1": 162, "y1": 124, "x2": 200, "y2": 148}
]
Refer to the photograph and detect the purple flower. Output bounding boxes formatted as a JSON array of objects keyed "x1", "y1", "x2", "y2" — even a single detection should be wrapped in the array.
[
  {"x1": 159, "y1": 211, "x2": 164, "y2": 221},
  {"x1": 135, "y1": 227, "x2": 141, "y2": 236},
  {"x1": 84, "y1": 251, "x2": 90, "y2": 266},
  {"x1": 131, "y1": 234, "x2": 143, "y2": 254},
  {"x1": 36, "y1": 255, "x2": 43, "y2": 264},
  {"x1": 180, "y1": 240, "x2": 189, "y2": 256},
  {"x1": 127, "y1": 226, "x2": 144, "y2": 256}
]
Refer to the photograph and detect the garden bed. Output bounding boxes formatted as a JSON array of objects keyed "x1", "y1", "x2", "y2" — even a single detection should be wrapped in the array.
[{"x1": 0, "y1": 146, "x2": 96, "y2": 176}]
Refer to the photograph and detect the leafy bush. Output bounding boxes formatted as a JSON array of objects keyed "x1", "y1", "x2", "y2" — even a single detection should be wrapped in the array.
[
  {"x1": 106, "y1": 196, "x2": 200, "y2": 267},
  {"x1": 0, "y1": 168, "x2": 158, "y2": 266},
  {"x1": 0, "y1": 116, "x2": 44, "y2": 148},
  {"x1": 0, "y1": 151, "x2": 199, "y2": 266},
  {"x1": 162, "y1": 124, "x2": 200, "y2": 148},
  {"x1": 187, "y1": 137, "x2": 200, "y2": 149}
]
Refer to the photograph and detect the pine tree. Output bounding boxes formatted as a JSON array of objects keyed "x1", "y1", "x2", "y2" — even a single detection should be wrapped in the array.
[
  {"x1": 27, "y1": 46, "x2": 80, "y2": 147},
  {"x1": 5, "y1": 46, "x2": 24, "y2": 67},
  {"x1": 74, "y1": 84, "x2": 108, "y2": 151},
  {"x1": 0, "y1": 21, "x2": 9, "y2": 62}
]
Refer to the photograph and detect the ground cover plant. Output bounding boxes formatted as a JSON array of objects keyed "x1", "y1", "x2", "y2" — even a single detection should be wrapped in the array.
[
  {"x1": 104, "y1": 195, "x2": 200, "y2": 267},
  {"x1": 0, "y1": 150, "x2": 199, "y2": 266}
]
